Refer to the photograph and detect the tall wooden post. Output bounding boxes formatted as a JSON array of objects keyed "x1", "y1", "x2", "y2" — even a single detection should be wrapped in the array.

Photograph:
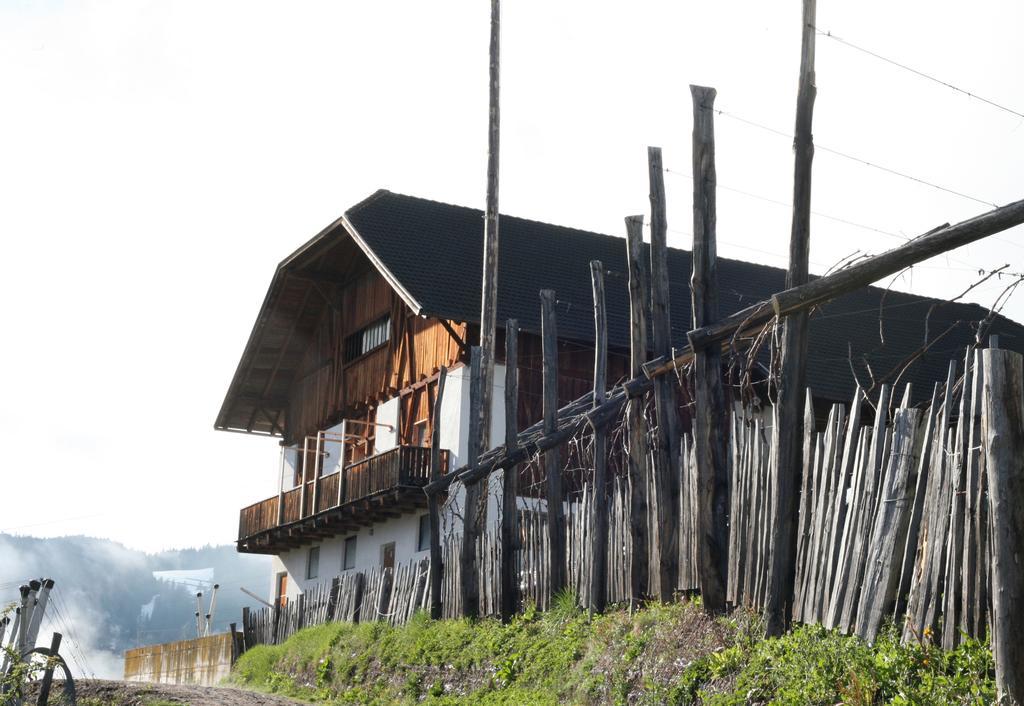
[
  {"x1": 428, "y1": 366, "x2": 448, "y2": 620},
  {"x1": 500, "y1": 320, "x2": 520, "y2": 621},
  {"x1": 981, "y1": 348, "x2": 1024, "y2": 704},
  {"x1": 541, "y1": 289, "x2": 567, "y2": 597},
  {"x1": 648, "y1": 146, "x2": 681, "y2": 601},
  {"x1": 624, "y1": 215, "x2": 651, "y2": 606},
  {"x1": 589, "y1": 261, "x2": 609, "y2": 613},
  {"x1": 765, "y1": 0, "x2": 817, "y2": 637},
  {"x1": 478, "y1": 0, "x2": 501, "y2": 456},
  {"x1": 461, "y1": 348, "x2": 483, "y2": 618},
  {"x1": 688, "y1": 85, "x2": 729, "y2": 613}
]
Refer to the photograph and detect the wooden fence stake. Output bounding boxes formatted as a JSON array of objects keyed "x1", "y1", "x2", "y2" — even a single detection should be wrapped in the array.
[
  {"x1": 461, "y1": 348, "x2": 483, "y2": 619},
  {"x1": 624, "y1": 215, "x2": 651, "y2": 607},
  {"x1": 428, "y1": 366, "x2": 448, "y2": 619},
  {"x1": 541, "y1": 289, "x2": 567, "y2": 597},
  {"x1": 765, "y1": 0, "x2": 817, "y2": 637},
  {"x1": 981, "y1": 347, "x2": 1024, "y2": 704},
  {"x1": 500, "y1": 320, "x2": 520, "y2": 621},
  {"x1": 36, "y1": 632, "x2": 62, "y2": 706},
  {"x1": 688, "y1": 84, "x2": 729, "y2": 613},
  {"x1": 590, "y1": 261, "x2": 609, "y2": 613},
  {"x1": 647, "y1": 146, "x2": 681, "y2": 602}
]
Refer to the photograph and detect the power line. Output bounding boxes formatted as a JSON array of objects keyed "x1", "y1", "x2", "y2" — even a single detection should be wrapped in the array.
[
  {"x1": 663, "y1": 167, "x2": 911, "y2": 241},
  {"x1": 711, "y1": 107, "x2": 1000, "y2": 208},
  {"x1": 813, "y1": 25, "x2": 1024, "y2": 122},
  {"x1": 661, "y1": 168, "x2": 1019, "y2": 278}
]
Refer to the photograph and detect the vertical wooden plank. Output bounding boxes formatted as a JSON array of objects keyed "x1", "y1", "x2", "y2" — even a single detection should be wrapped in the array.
[
  {"x1": 589, "y1": 261, "x2": 609, "y2": 613},
  {"x1": 647, "y1": 145, "x2": 681, "y2": 602},
  {"x1": 981, "y1": 348, "x2": 1024, "y2": 704},
  {"x1": 428, "y1": 367, "x2": 448, "y2": 620},
  {"x1": 624, "y1": 215, "x2": 651, "y2": 608},
  {"x1": 793, "y1": 393, "x2": 818, "y2": 622},
  {"x1": 687, "y1": 84, "x2": 729, "y2": 613},
  {"x1": 766, "y1": 0, "x2": 817, "y2": 637},
  {"x1": 461, "y1": 349, "x2": 483, "y2": 618},
  {"x1": 500, "y1": 320, "x2": 520, "y2": 622},
  {"x1": 856, "y1": 389, "x2": 921, "y2": 642},
  {"x1": 840, "y1": 384, "x2": 892, "y2": 632},
  {"x1": 910, "y1": 361, "x2": 957, "y2": 643},
  {"x1": 892, "y1": 383, "x2": 938, "y2": 615},
  {"x1": 478, "y1": 0, "x2": 502, "y2": 456},
  {"x1": 540, "y1": 290, "x2": 567, "y2": 597}
]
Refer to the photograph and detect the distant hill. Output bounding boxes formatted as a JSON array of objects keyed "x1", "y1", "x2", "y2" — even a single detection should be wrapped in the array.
[{"x1": 0, "y1": 534, "x2": 270, "y2": 679}]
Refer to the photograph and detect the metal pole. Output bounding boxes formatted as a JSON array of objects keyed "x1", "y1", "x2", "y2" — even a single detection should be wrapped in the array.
[
  {"x1": 337, "y1": 420, "x2": 347, "y2": 506},
  {"x1": 205, "y1": 584, "x2": 219, "y2": 637},
  {"x1": 277, "y1": 447, "x2": 286, "y2": 527},
  {"x1": 25, "y1": 579, "x2": 54, "y2": 652},
  {"x1": 195, "y1": 592, "x2": 203, "y2": 638}
]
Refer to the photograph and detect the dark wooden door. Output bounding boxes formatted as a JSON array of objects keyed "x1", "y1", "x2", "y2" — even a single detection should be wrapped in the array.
[
  {"x1": 276, "y1": 572, "x2": 288, "y2": 607},
  {"x1": 381, "y1": 542, "x2": 396, "y2": 571}
]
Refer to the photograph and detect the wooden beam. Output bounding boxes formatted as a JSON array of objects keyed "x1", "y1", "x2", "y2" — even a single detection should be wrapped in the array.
[
  {"x1": 689, "y1": 84, "x2": 729, "y2": 614},
  {"x1": 461, "y1": 348, "x2": 483, "y2": 619},
  {"x1": 624, "y1": 214, "x2": 651, "y2": 607},
  {"x1": 500, "y1": 320, "x2": 520, "y2": 622},
  {"x1": 541, "y1": 289, "x2": 567, "y2": 597},
  {"x1": 648, "y1": 145, "x2": 680, "y2": 602},
  {"x1": 478, "y1": 0, "x2": 502, "y2": 455},
  {"x1": 438, "y1": 319, "x2": 468, "y2": 358},
  {"x1": 981, "y1": 348, "x2": 1024, "y2": 704},
  {"x1": 765, "y1": 0, "x2": 817, "y2": 638},
  {"x1": 428, "y1": 366, "x2": 448, "y2": 620},
  {"x1": 589, "y1": 261, "x2": 609, "y2": 613}
]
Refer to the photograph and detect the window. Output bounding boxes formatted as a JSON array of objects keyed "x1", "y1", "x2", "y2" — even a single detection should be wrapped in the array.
[
  {"x1": 417, "y1": 514, "x2": 431, "y2": 552},
  {"x1": 306, "y1": 546, "x2": 320, "y2": 580},
  {"x1": 343, "y1": 536, "x2": 357, "y2": 570},
  {"x1": 344, "y1": 315, "x2": 391, "y2": 363}
]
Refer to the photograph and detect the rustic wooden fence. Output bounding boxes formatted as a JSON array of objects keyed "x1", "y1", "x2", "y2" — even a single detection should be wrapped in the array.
[{"x1": 244, "y1": 345, "x2": 1009, "y2": 656}]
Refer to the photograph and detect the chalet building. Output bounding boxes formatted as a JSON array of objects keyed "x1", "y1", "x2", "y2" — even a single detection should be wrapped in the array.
[{"x1": 217, "y1": 189, "x2": 1024, "y2": 605}]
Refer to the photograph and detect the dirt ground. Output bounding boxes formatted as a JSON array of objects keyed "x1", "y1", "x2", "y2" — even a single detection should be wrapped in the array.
[{"x1": 30, "y1": 679, "x2": 309, "y2": 706}]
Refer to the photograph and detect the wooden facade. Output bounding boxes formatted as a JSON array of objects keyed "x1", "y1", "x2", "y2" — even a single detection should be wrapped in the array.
[{"x1": 285, "y1": 267, "x2": 467, "y2": 449}]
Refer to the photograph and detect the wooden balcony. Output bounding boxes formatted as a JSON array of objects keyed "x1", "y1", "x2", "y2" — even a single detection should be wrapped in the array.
[{"x1": 237, "y1": 445, "x2": 449, "y2": 554}]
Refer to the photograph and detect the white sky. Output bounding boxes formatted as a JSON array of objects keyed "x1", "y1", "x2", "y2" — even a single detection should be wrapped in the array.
[{"x1": 1, "y1": 0, "x2": 1022, "y2": 553}]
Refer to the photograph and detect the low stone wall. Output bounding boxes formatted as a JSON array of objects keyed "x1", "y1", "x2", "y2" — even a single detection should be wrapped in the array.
[{"x1": 123, "y1": 632, "x2": 237, "y2": 686}]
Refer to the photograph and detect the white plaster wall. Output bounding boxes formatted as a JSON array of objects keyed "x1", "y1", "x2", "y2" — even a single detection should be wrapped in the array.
[
  {"x1": 265, "y1": 363, "x2": 513, "y2": 599},
  {"x1": 438, "y1": 364, "x2": 509, "y2": 533},
  {"x1": 282, "y1": 446, "x2": 300, "y2": 489},
  {"x1": 269, "y1": 510, "x2": 431, "y2": 599},
  {"x1": 375, "y1": 397, "x2": 400, "y2": 451}
]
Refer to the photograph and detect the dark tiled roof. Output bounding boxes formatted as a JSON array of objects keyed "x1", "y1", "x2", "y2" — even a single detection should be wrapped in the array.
[{"x1": 345, "y1": 189, "x2": 1024, "y2": 405}]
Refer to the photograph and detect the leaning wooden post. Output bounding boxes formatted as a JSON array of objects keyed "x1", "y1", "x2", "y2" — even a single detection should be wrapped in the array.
[
  {"x1": 428, "y1": 366, "x2": 448, "y2": 620},
  {"x1": 648, "y1": 146, "x2": 681, "y2": 602},
  {"x1": 688, "y1": 85, "x2": 729, "y2": 613},
  {"x1": 589, "y1": 261, "x2": 610, "y2": 613},
  {"x1": 624, "y1": 215, "x2": 651, "y2": 607},
  {"x1": 541, "y1": 290, "x2": 567, "y2": 598},
  {"x1": 461, "y1": 349, "x2": 483, "y2": 619},
  {"x1": 36, "y1": 632, "x2": 62, "y2": 706},
  {"x1": 477, "y1": 0, "x2": 501, "y2": 457},
  {"x1": 765, "y1": 0, "x2": 817, "y2": 637},
  {"x1": 500, "y1": 320, "x2": 520, "y2": 622},
  {"x1": 981, "y1": 348, "x2": 1024, "y2": 704}
]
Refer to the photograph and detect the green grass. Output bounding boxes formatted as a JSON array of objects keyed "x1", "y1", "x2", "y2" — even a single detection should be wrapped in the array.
[{"x1": 230, "y1": 599, "x2": 996, "y2": 705}]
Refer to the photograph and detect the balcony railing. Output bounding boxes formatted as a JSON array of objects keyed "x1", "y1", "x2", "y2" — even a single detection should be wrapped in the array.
[{"x1": 238, "y1": 445, "x2": 449, "y2": 542}]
